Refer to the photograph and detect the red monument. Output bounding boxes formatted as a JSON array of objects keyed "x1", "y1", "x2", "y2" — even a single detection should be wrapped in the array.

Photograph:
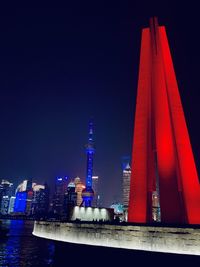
[{"x1": 128, "y1": 17, "x2": 200, "y2": 224}]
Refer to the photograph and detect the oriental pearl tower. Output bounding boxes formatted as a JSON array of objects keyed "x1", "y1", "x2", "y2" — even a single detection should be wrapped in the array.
[{"x1": 81, "y1": 120, "x2": 95, "y2": 207}]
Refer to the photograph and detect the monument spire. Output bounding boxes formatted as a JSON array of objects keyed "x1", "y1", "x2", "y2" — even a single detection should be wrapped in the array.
[{"x1": 128, "y1": 17, "x2": 200, "y2": 224}]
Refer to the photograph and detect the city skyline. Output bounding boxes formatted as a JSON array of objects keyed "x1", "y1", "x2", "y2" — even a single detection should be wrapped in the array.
[{"x1": 0, "y1": 3, "x2": 200, "y2": 206}]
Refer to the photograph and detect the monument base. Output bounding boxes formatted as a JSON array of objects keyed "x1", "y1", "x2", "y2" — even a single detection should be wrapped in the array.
[{"x1": 33, "y1": 221, "x2": 200, "y2": 256}]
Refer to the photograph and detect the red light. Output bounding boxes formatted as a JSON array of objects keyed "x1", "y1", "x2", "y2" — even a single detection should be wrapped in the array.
[{"x1": 128, "y1": 17, "x2": 200, "y2": 224}]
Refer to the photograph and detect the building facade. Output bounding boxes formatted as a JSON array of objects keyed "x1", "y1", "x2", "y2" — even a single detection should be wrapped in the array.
[
  {"x1": 122, "y1": 163, "x2": 131, "y2": 208},
  {"x1": 0, "y1": 179, "x2": 14, "y2": 215},
  {"x1": 74, "y1": 177, "x2": 85, "y2": 206},
  {"x1": 52, "y1": 177, "x2": 68, "y2": 215},
  {"x1": 92, "y1": 175, "x2": 100, "y2": 207}
]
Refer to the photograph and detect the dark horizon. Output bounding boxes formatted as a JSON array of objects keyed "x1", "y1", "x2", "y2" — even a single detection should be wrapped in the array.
[{"x1": 0, "y1": 2, "x2": 200, "y2": 206}]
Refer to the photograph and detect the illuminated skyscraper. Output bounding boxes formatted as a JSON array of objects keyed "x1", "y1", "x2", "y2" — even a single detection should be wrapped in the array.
[
  {"x1": 92, "y1": 176, "x2": 100, "y2": 207},
  {"x1": 26, "y1": 182, "x2": 33, "y2": 216},
  {"x1": 74, "y1": 177, "x2": 85, "y2": 206},
  {"x1": 52, "y1": 176, "x2": 68, "y2": 215},
  {"x1": 122, "y1": 163, "x2": 131, "y2": 208},
  {"x1": 31, "y1": 183, "x2": 49, "y2": 216},
  {"x1": 0, "y1": 179, "x2": 14, "y2": 215},
  {"x1": 0, "y1": 179, "x2": 14, "y2": 198},
  {"x1": 122, "y1": 162, "x2": 131, "y2": 222},
  {"x1": 13, "y1": 179, "x2": 47, "y2": 216},
  {"x1": 64, "y1": 181, "x2": 77, "y2": 216},
  {"x1": 1, "y1": 196, "x2": 10, "y2": 215},
  {"x1": 14, "y1": 180, "x2": 30, "y2": 214},
  {"x1": 8, "y1": 196, "x2": 16, "y2": 214},
  {"x1": 82, "y1": 120, "x2": 95, "y2": 207},
  {"x1": 14, "y1": 192, "x2": 27, "y2": 213}
]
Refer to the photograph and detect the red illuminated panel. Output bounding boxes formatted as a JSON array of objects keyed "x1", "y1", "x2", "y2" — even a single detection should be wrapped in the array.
[
  {"x1": 151, "y1": 21, "x2": 184, "y2": 223},
  {"x1": 160, "y1": 26, "x2": 200, "y2": 224},
  {"x1": 128, "y1": 28, "x2": 151, "y2": 223},
  {"x1": 128, "y1": 18, "x2": 200, "y2": 224}
]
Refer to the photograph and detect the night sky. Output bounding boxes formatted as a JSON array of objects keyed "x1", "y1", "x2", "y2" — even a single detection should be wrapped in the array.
[{"x1": 0, "y1": 2, "x2": 200, "y2": 206}]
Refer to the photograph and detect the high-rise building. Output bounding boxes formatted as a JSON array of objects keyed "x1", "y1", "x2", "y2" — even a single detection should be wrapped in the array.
[
  {"x1": 1, "y1": 196, "x2": 10, "y2": 215},
  {"x1": 14, "y1": 179, "x2": 33, "y2": 216},
  {"x1": 13, "y1": 179, "x2": 45, "y2": 216},
  {"x1": 52, "y1": 177, "x2": 69, "y2": 215},
  {"x1": 64, "y1": 182, "x2": 77, "y2": 216},
  {"x1": 8, "y1": 196, "x2": 16, "y2": 214},
  {"x1": 26, "y1": 188, "x2": 33, "y2": 216},
  {"x1": 74, "y1": 177, "x2": 85, "y2": 206},
  {"x1": 92, "y1": 176, "x2": 100, "y2": 207},
  {"x1": 32, "y1": 183, "x2": 49, "y2": 217},
  {"x1": 152, "y1": 191, "x2": 161, "y2": 222},
  {"x1": 14, "y1": 192, "x2": 27, "y2": 213},
  {"x1": 122, "y1": 163, "x2": 131, "y2": 208},
  {"x1": 37, "y1": 184, "x2": 49, "y2": 215},
  {"x1": 0, "y1": 179, "x2": 14, "y2": 197},
  {"x1": 0, "y1": 179, "x2": 14, "y2": 215},
  {"x1": 122, "y1": 162, "x2": 131, "y2": 222}
]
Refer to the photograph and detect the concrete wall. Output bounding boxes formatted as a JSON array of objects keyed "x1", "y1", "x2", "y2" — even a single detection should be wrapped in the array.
[
  {"x1": 70, "y1": 206, "x2": 114, "y2": 221},
  {"x1": 33, "y1": 221, "x2": 200, "y2": 256}
]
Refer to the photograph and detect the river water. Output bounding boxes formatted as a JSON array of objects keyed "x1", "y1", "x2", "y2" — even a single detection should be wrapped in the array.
[{"x1": 0, "y1": 219, "x2": 200, "y2": 266}]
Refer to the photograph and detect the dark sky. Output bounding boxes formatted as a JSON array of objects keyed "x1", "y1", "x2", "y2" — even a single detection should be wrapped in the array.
[{"x1": 0, "y1": 2, "x2": 200, "y2": 206}]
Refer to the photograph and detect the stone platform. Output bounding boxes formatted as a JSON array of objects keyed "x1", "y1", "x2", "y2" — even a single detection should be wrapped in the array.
[{"x1": 33, "y1": 221, "x2": 200, "y2": 255}]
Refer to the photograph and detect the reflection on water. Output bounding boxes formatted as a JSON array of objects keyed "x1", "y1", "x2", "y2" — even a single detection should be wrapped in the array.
[{"x1": 0, "y1": 220, "x2": 55, "y2": 267}]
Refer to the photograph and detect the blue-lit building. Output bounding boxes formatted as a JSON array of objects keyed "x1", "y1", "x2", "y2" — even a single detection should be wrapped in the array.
[
  {"x1": 14, "y1": 192, "x2": 27, "y2": 213},
  {"x1": 13, "y1": 179, "x2": 33, "y2": 215},
  {"x1": 81, "y1": 120, "x2": 95, "y2": 207}
]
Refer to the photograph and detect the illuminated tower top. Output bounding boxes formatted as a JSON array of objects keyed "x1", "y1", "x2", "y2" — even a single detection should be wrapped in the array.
[{"x1": 85, "y1": 120, "x2": 95, "y2": 188}]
